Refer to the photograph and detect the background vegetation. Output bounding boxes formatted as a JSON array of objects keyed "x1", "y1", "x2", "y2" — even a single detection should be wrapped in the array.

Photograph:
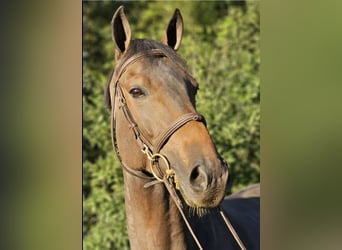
[{"x1": 83, "y1": 1, "x2": 259, "y2": 249}]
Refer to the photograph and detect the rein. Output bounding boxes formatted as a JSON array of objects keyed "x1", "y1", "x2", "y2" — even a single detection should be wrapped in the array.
[{"x1": 110, "y1": 49, "x2": 246, "y2": 250}]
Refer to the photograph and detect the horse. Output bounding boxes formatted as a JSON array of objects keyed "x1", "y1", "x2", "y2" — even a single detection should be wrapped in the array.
[{"x1": 106, "y1": 6, "x2": 260, "y2": 250}]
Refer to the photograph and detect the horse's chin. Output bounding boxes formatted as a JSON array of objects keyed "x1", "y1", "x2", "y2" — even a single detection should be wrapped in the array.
[{"x1": 178, "y1": 186, "x2": 225, "y2": 216}]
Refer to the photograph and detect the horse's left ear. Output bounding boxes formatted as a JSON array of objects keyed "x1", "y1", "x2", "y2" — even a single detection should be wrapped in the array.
[
  {"x1": 161, "y1": 8, "x2": 183, "y2": 51},
  {"x1": 112, "y1": 6, "x2": 132, "y2": 61}
]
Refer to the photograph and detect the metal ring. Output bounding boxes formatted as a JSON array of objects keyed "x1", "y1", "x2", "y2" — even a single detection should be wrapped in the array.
[{"x1": 149, "y1": 153, "x2": 170, "y2": 182}]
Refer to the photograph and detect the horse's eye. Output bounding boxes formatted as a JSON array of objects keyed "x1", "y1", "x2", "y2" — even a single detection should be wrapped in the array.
[{"x1": 129, "y1": 87, "x2": 145, "y2": 98}]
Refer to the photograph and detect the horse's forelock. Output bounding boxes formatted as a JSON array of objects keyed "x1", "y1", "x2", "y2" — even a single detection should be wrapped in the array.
[{"x1": 122, "y1": 39, "x2": 189, "y2": 72}]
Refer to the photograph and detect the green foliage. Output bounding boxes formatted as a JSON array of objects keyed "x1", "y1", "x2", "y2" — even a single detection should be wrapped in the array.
[
  {"x1": 190, "y1": 3, "x2": 260, "y2": 191},
  {"x1": 83, "y1": 1, "x2": 259, "y2": 249}
]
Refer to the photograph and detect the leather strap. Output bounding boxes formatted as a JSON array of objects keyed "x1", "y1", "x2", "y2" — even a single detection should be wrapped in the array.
[
  {"x1": 112, "y1": 49, "x2": 168, "y2": 91},
  {"x1": 116, "y1": 85, "x2": 154, "y2": 150},
  {"x1": 153, "y1": 113, "x2": 203, "y2": 153}
]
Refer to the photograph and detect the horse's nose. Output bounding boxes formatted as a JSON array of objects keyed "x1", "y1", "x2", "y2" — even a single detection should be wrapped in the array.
[{"x1": 189, "y1": 165, "x2": 210, "y2": 192}]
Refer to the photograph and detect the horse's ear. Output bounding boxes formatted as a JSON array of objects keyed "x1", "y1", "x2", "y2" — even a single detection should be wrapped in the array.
[
  {"x1": 161, "y1": 8, "x2": 183, "y2": 51},
  {"x1": 112, "y1": 6, "x2": 132, "y2": 60}
]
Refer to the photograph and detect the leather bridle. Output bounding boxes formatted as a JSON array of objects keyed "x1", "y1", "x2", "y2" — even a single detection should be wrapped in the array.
[
  {"x1": 109, "y1": 49, "x2": 246, "y2": 250},
  {"x1": 110, "y1": 49, "x2": 204, "y2": 183}
]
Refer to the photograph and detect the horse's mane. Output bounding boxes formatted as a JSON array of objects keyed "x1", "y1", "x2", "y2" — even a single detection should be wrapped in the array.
[{"x1": 104, "y1": 39, "x2": 191, "y2": 110}]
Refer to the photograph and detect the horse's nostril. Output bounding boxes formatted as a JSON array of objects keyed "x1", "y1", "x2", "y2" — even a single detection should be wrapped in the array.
[{"x1": 189, "y1": 166, "x2": 208, "y2": 192}]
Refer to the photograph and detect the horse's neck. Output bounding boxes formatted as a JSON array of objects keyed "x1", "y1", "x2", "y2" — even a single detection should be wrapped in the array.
[
  {"x1": 121, "y1": 170, "x2": 252, "y2": 250},
  {"x1": 123, "y1": 172, "x2": 192, "y2": 250}
]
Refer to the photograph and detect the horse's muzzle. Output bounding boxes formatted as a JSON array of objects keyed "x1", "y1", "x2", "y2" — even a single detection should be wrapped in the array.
[{"x1": 180, "y1": 157, "x2": 229, "y2": 208}]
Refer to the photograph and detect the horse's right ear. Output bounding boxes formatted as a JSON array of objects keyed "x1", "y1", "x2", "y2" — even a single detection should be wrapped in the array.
[{"x1": 112, "y1": 6, "x2": 131, "y2": 61}]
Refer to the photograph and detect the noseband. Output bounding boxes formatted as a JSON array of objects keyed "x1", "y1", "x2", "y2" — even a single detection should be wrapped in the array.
[{"x1": 109, "y1": 49, "x2": 245, "y2": 250}]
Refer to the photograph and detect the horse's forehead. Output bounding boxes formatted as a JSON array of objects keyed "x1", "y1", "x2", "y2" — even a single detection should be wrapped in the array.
[{"x1": 121, "y1": 58, "x2": 184, "y2": 87}]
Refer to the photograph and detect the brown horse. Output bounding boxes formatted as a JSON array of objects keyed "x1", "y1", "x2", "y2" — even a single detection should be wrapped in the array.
[{"x1": 106, "y1": 6, "x2": 260, "y2": 250}]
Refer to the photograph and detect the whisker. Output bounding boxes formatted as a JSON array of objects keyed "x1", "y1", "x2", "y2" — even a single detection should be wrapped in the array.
[{"x1": 186, "y1": 205, "x2": 209, "y2": 217}]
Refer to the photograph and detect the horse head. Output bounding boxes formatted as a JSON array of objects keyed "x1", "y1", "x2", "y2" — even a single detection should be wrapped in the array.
[{"x1": 107, "y1": 6, "x2": 229, "y2": 210}]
